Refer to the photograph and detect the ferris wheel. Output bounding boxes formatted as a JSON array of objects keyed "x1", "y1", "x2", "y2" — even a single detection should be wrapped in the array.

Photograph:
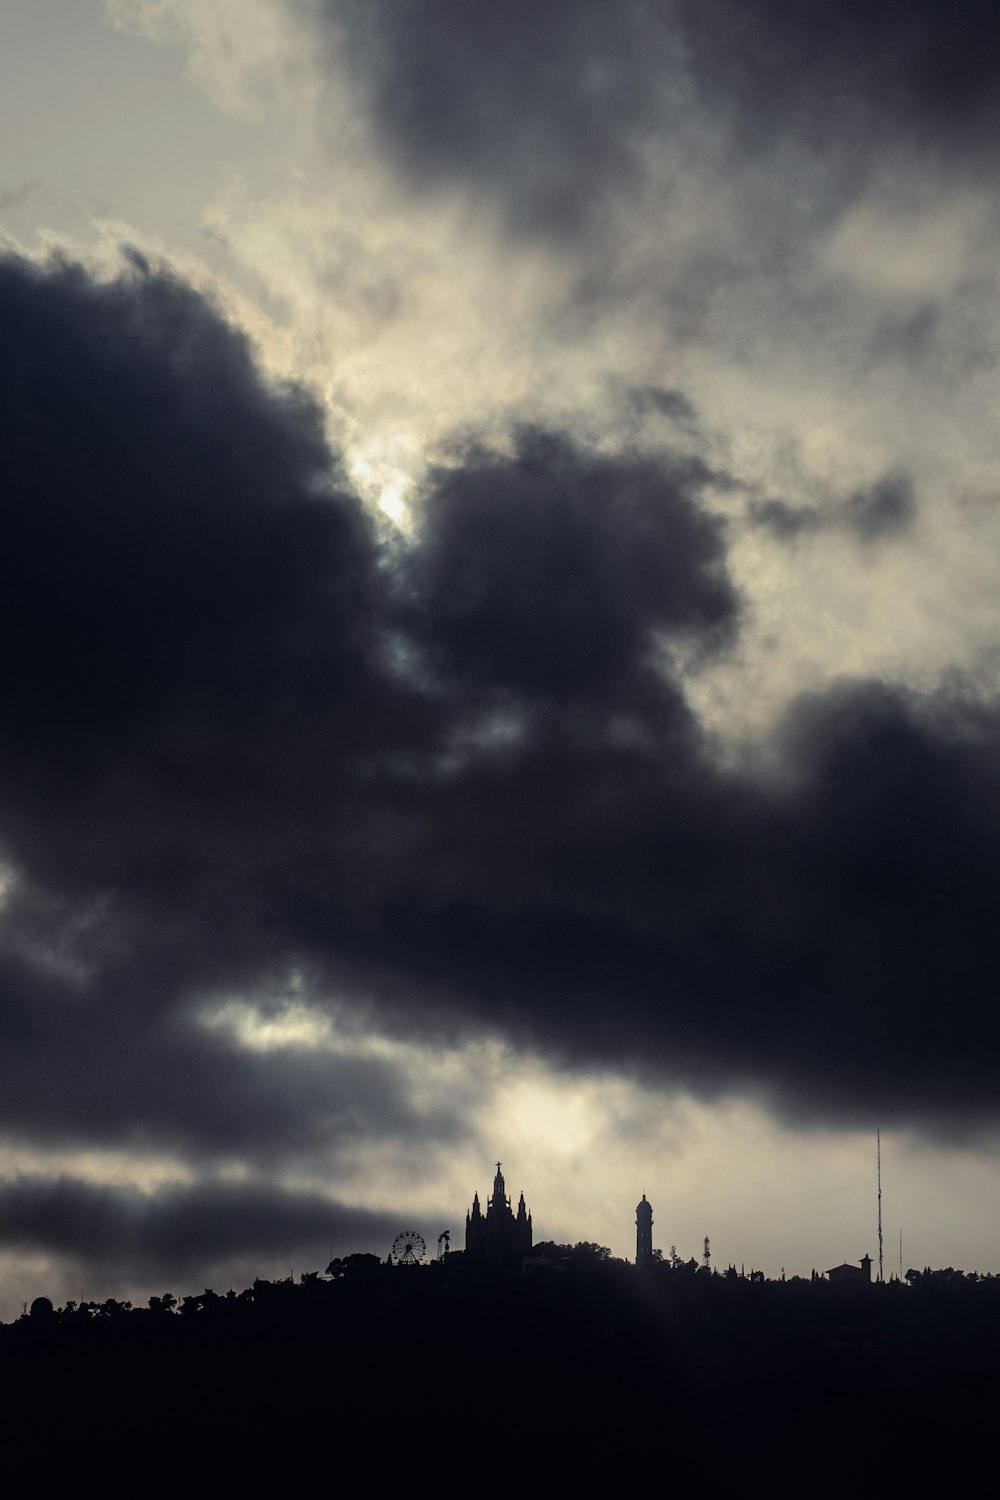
[{"x1": 391, "y1": 1230, "x2": 427, "y2": 1266}]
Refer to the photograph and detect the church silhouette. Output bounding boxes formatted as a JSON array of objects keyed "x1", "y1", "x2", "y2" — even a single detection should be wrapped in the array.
[{"x1": 465, "y1": 1162, "x2": 533, "y2": 1262}]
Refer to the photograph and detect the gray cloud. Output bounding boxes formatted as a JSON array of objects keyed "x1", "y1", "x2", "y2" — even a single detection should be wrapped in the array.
[
  {"x1": 403, "y1": 428, "x2": 738, "y2": 699},
  {"x1": 315, "y1": 0, "x2": 671, "y2": 239},
  {"x1": 628, "y1": 387, "x2": 699, "y2": 429},
  {"x1": 4, "y1": 242, "x2": 1000, "y2": 1206},
  {"x1": 846, "y1": 470, "x2": 917, "y2": 541},
  {"x1": 0, "y1": 942, "x2": 461, "y2": 1164},
  {"x1": 0, "y1": 1174, "x2": 400, "y2": 1273},
  {"x1": 305, "y1": 1, "x2": 1000, "y2": 241},
  {"x1": 678, "y1": 0, "x2": 1000, "y2": 167},
  {"x1": 751, "y1": 470, "x2": 917, "y2": 545}
]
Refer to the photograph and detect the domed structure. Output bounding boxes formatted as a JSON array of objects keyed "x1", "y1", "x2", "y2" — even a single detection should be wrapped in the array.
[
  {"x1": 29, "y1": 1296, "x2": 53, "y2": 1319},
  {"x1": 635, "y1": 1194, "x2": 654, "y2": 1266}
]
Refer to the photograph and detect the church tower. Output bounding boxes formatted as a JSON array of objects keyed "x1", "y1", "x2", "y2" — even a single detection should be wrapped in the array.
[
  {"x1": 636, "y1": 1193, "x2": 654, "y2": 1266},
  {"x1": 465, "y1": 1162, "x2": 533, "y2": 1262}
]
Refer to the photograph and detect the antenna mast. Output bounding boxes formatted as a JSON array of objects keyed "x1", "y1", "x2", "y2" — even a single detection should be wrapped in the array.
[{"x1": 877, "y1": 1128, "x2": 884, "y2": 1284}]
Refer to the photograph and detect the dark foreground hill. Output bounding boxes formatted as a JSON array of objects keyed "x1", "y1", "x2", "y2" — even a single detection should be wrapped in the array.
[{"x1": 3, "y1": 1263, "x2": 998, "y2": 1486}]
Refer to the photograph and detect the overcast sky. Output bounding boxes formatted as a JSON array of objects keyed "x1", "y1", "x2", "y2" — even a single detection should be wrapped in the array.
[{"x1": 2, "y1": 0, "x2": 1000, "y2": 1317}]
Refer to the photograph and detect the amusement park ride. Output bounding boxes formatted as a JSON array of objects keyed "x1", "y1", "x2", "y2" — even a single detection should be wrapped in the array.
[
  {"x1": 389, "y1": 1230, "x2": 452, "y2": 1265},
  {"x1": 390, "y1": 1231, "x2": 427, "y2": 1266}
]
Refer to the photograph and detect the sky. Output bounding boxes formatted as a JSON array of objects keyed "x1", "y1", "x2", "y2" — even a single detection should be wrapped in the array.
[{"x1": 2, "y1": 0, "x2": 1000, "y2": 1316}]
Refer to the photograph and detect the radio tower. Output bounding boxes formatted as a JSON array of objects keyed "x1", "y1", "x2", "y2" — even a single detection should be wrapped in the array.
[{"x1": 877, "y1": 1128, "x2": 884, "y2": 1284}]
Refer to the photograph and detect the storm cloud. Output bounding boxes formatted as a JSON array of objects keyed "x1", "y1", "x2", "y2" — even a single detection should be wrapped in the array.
[
  {"x1": 317, "y1": 0, "x2": 669, "y2": 237},
  {"x1": 308, "y1": 0, "x2": 1000, "y2": 240},
  {"x1": 1, "y1": 242, "x2": 1000, "y2": 1173},
  {"x1": 0, "y1": 1174, "x2": 398, "y2": 1274},
  {"x1": 404, "y1": 429, "x2": 738, "y2": 697}
]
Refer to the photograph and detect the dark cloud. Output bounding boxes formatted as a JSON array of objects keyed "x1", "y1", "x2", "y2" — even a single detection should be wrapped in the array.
[
  {"x1": 866, "y1": 289, "x2": 1000, "y2": 381},
  {"x1": 0, "y1": 247, "x2": 436, "y2": 900},
  {"x1": 0, "y1": 941, "x2": 460, "y2": 1163},
  {"x1": 0, "y1": 1175, "x2": 399, "y2": 1272},
  {"x1": 629, "y1": 387, "x2": 699, "y2": 428},
  {"x1": 309, "y1": 0, "x2": 1000, "y2": 240},
  {"x1": 846, "y1": 470, "x2": 916, "y2": 541},
  {"x1": 750, "y1": 498, "x2": 824, "y2": 541},
  {"x1": 679, "y1": 0, "x2": 1000, "y2": 164},
  {"x1": 321, "y1": 0, "x2": 668, "y2": 237},
  {"x1": 0, "y1": 247, "x2": 740, "y2": 1178},
  {"x1": 321, "y1": 677, "x2": 1000, "y2": 1135},
  {"x1": 4, "y1": 243, "x2": 1000, "y2": 1216},
  {"x1": 751, "y1": 469, "x2": 917, "y2": 545},
  {"x1": 0, "y1": 247, "x2": 459, "y2": 1179},
  {"x1": 0, "y1": 247, "x2": 384, "y2": 760},
  {"x1": 404, "y1": 429, "x2": 738, "y2": 699}
]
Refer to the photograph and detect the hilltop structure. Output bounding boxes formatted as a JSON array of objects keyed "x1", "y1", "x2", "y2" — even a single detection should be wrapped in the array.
[
  {"x1": 636, "y1": 1194, "x2": 654, "y2": 1266},
  {"x1": 465, "y1": 1162, "x2": 532, "y2": 1263},
  {"x1": 826, "y1": 1255, "x2": 872, "y2": 1286}
]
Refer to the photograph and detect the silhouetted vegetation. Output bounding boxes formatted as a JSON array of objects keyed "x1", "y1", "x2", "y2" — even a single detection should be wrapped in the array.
[{"x1": 4, "y1": 1254, "x2": 1000, "y2": 1480}]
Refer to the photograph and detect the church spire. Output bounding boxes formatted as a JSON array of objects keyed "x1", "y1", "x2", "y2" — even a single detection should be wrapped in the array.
[
  {"x1": 465, "y1": 1189, "x2": 485, "y2": 1256},
  {"x1": 467, "y1": 1162, "x2": 532, "y2": 1261}
]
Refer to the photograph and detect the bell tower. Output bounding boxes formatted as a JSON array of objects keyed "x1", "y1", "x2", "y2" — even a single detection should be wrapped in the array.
[{"x1": 636, "y1": 1193, "x2": 654, "y2": 1266}]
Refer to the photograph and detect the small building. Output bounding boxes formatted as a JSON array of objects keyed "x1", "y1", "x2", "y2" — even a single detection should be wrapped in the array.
[{"x1": 827, "y1": 1255, "x2": 873, "y2": 1286}]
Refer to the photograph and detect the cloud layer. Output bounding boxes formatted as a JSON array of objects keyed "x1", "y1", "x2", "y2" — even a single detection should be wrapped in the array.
[
  {"x1": 309, "y1": 0, "x2": 1000, "y2": 236},
  {"x1": 1, "y1": 246, "x2": 998, "y2": 1176},
  {"x1": 0, "y1": 1174, "x2": 397, "y2": 1274}
]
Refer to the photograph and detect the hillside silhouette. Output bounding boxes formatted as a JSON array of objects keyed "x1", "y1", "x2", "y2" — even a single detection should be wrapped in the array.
[{"x1": 4, "y1": 1252, "x2": 1000, "y2": 1484}]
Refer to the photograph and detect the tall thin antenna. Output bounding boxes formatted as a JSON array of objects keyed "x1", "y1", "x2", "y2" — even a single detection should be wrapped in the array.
[
  {"x1": 877, "y1": 1128, "x2": 884, "y2": 1284},
  {"x1": 899, "y1": 1228, "x2": 903, "y2": 1281}
]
